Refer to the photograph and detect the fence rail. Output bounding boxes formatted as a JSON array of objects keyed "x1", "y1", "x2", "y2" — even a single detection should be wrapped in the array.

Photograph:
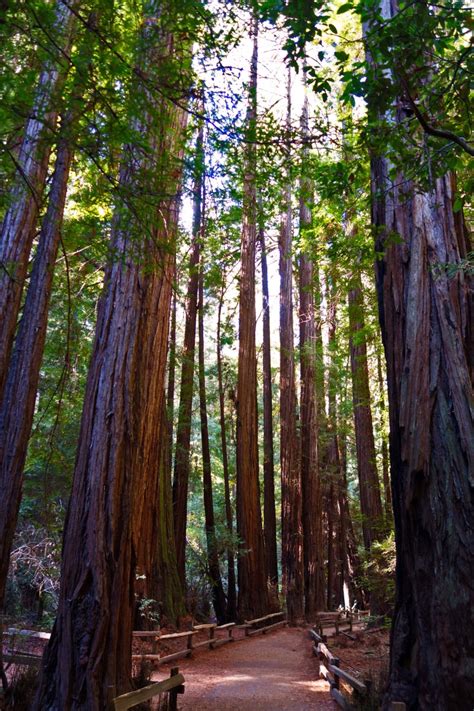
[{"x1": 113, "y1": 667, "x2": 184, "y2": 711}]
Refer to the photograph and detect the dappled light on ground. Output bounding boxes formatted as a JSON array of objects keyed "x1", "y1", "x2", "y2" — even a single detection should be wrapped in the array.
[{"x1": 155, "y1": 627, "x2": 335, "y2": 710}]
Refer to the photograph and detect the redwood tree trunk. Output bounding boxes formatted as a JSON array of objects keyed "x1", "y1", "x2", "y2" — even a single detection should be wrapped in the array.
[
  {"x1": 279, "y1": 69, "x2": 303, "y2": 623},
  {"x1": 34, "y1": 12, "x2": 190, "y2": 707},
  {"x1": 236, "y1": 14, "x2": 269, "y2": 621},
  {"x1": 216, "y1": 291, "x2": 237, "y2": 621},
  {"x1": 366, "y1": 6, "x2": 474, "y2": 706},
  {"x1": 259, "y1": 224, "x2": 278, "y2": 591},
  {"x1": 0, "y1": 0, "x2": 76, "y2": 400},
  {"x1": 348, "y1": 274, "x2": 384, "y2": 549},
  {"x1": 198, "y1": 275, "x2": 227, "y2": 624},
  {"x1": 0, "y1": 127, "x2": 73, "y2": 617},
  {"x1": 172, "y1": 121, "x2": 204, "y2": 587},
  {"x1": 377, "y1": 349, "x2": 392, "y2": 521},
  {"x1": 299, "y1": 92, "x2": 324, "y2": 618}
]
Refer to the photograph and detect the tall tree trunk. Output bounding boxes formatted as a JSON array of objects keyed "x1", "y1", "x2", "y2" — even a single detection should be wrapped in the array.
[
  {"x1": 216, "y1": 290, "x2": 237, "y2": 621},
  {"x1": 34, "y1": 11, "x2": 190, "y2": 707},
  {"x1": 198, "y1": 274, "x2": 227, "y2": 624},
  {"x1": 299, "y1": 90, "x2": 324, "y2": 618},
  {"x1": 0, "y1": 126, "x2": 73, "y2": 620},
  {"x1": 167, "y1": 262, "x2": 177, "y2": 475},
  {"x1": 259, "y1": 224, "x2": 278, "y2": 591},
  {"x1": 348, "y1": 274, "x2": 384, "y2": 549},
  {"x1": 366, "y1": 5, "x2": 474, "y2": 706},
  {"x1": 172, "y1": 120, "x2": 204, "y2": 587},
  {"x1": 376, "y1": 349, "x2": 392, "y2": 522},
  {"x1": 0, "y1": 0, "x2": 77, "y2": 400},
  {"x1": 279, "y1": 69, "x2": 303, "y2": 623},
  {"x1": 236, "y1": 13, "x2": 269, "y2": 621},
  {"x1": 0, "y1": 20, "x2": 98, "y2": 629}
]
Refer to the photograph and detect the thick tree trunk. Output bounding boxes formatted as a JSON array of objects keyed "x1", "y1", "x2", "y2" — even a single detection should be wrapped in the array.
[
  {"x1": 259, "y1": 225, "x2": 279, "y2": 591},
  {"x1": 348, "y1": 274, "x2": 384, "y2": 549},
  {"x1": 172, "y1": 122, "x2": 204, "y2": 587},
  {"x1": 34, "y1": 13, "x2": 190, "y2": 708},
  {"x1": 0, "y1": 127, "x2": 73, "y2": 617},
  {"x1": 374, "y1": 168, "x2": 474, "y2": 709},
  {"x1": 216, "y1": 292, "x2": 237, "y2": 621},
  {"x1": 236, "y1": 14, "x2": 269, "y2": 621},
  {"x1": 365, "y1": 4, "x2": 474, "y2": 708},
  {"x1": 0, "y1": 0, "x2": 76, "y2": 400},
  {"x1": 167, "y1": 263, "x2": 177, "y2": 475},
  {"x1": 280, "y1": 70, "x2": 304, "y2": 623},
  {"x1": 198, "y1": 275, "x2": 227, "y2": 624},
  {"x1": 299, "y1": 92, "x2": 324, "y2": 618}
]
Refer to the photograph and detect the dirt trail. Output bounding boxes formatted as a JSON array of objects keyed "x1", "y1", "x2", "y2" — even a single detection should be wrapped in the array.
[{"x1": 155, "y1": 627, "x2": 336, "y2": 710}]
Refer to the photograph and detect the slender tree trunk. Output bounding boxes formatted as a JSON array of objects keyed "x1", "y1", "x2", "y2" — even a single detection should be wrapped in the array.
[
  {"x1": 376, "y1": 349, "x2": 392, "y2": 522},
  {"x1": 236, "y1": 14, "x2": 269, "y2": 621},
  {"x1": 365, "y1": 5, "x2": 474, "y2": 706},
  {"x1": 216, "y1": 291, "x2": 237, "y2": 621},
  {"x1": 34, "y1": 12, "x2": 190, "y2": 707},
  {"x1": 299, "y1": 91, "x2": 324, "y2": 618},
  {"x1": 259, "y1": 224, "x2": 278, "y2": 591},
  {"x1": 167, "y1": 263, "x2": 177, "y2": 475},
  {"x1": 198, "y1": 275, "x2": 227, "y2": 624},
  {"x1": 0, "y1": 21, "x2": 98, "y2": 627},
  {"x1": 0, "y1": 0, "x2": 77, "y2": 400},
  {"x1": 173, "y1": 120, "x2": 204, "y2": 587},
  {"x1": 280, "y1": 69, "x2": 303, "y2": 623},
  {"x1": 348, "y1": 274, "x2": 384, "y2": 549},
  {"x1": 0, "y1": 127, "x2": 73, "y2": 618}
]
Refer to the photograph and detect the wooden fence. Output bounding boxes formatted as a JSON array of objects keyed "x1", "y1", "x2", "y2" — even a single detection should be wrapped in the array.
[
  {"x1": 310, "y1": 628, "x2": 406, "y2": 711},
  {"x1": 2, "y1": 628, "x2": 51, "y2": 668},
  {"x1": 113, "y1": 666, "x2": 184, "y2": 711},
  {"x1": 132, "y1": 611, "x2": 287, "y2": 667}
]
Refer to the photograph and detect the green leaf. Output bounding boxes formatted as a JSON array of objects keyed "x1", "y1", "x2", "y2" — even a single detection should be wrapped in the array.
[{"x1": 337, "y1": 2, "x2": 353, "y2": 14}]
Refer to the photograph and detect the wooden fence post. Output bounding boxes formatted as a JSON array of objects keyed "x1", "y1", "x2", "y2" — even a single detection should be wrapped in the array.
[
  {"x1": 169, "y1": 668, "x2": 179, "y2": 711},
  {"x1": 209, "y1": 626, "x2": 215, "y2": 649}
]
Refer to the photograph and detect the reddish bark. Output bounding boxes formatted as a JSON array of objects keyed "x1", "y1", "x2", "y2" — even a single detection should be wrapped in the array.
[
  {"x1": 0, "y1": 128, "x2": 73, "y2": 617},
  {"x1": 366, "y1": 5, "x2": 474, "y2": 707},
  {"x1": 236, "y1": 14, "x2": 269, "y2": 621},
  {"x1": 216, "y1": 291, "x2": 237, "y2": 621},
  {"x1": 173, "y1": 122, "x2": 204, "y2": 587},
  {"x1": 348, "y1": 275, "x2": 384, "y2": 549},
  {"x1": 299, "y1": 93, "x2": 324, "y2": 617},
  {"x1": 0, "y1": 0, "x2": 76, "y2": 400},
  {"x1": 34, "y1": 15, "x2": 190, "y2": 708},
  {"x1": 280, "y1": 70, "x2": 304, "y2": 623},
  {"x1": 259, "y1": 225, "x2": 279, "y2": 591},
  {"x1": 198, "y1": 275, "x2": 227, "y2": 624}
]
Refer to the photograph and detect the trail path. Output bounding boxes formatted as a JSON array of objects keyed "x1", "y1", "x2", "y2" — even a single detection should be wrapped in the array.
[{"x1": 155, "y1": 627, "x2": 336, "y2": 710}]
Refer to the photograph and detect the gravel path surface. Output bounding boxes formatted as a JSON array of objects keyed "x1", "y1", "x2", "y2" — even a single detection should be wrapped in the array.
[{"x1": 155, "y1": 627, "x2": 336, "y2": 710}]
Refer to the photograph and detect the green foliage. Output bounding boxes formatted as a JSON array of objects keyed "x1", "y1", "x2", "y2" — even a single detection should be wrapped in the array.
[{"x1": 358, "y1": 533, "x2": 396, "y2": 616}]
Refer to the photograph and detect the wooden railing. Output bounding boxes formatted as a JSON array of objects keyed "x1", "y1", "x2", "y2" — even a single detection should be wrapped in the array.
[
  {"x1": 2, "y1": 628, "x2": 51, "y2": 668},
  {"x1": 315, "y1": 610, "x2": 370, "y2": 639},
  {"x1": 310, "y1": 628, "x2": 406, "y2": 711},
  {"x1": 242, "y1": 611, "x2": 287, "y2": 637},
  {"x1": 132, "y1": 622, "x2": 236, "y2": 666},
  {"x1": 113, "y1": 666, "x2": 184, "y2": 711}
]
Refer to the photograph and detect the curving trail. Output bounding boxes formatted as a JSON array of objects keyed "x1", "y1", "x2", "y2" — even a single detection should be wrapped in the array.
[{"x1": 155, "y1": 627, "x2": 336, "y2": 710}]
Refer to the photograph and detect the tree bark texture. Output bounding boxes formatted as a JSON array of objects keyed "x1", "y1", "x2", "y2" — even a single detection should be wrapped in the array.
[
  {"x1": 259, "y1": 225, "x2": 279, "y2": 591},
  {"x1": 377, "y1": 349, "x2": 392, "y2": 521},
  {"x1": 236, "y1": 15, "x2": 269, "y2": 621},
  {"x1": 375, "y1": 167, "x2": 474, "y2": 710},
  {"x1": 198, "y1": 275, "x2": 227, "y2": 624},
  {"x1": 279, "y1": 69, "x2": 304, "y2": 623},
  {"x1": 366, "y1": 3, "x2": 474, "y2": 707},
  {"x1": 173, "y1": 122, "x2": 204, "y2": 587},
  {"x1": 0, "y1": 0, "x2": 77, "y2": 400},
  {"x1": 0, "y1": 127, "x2": 73, "y2": 617},
  {"x1": 348, "y1": 274, "x2": 384, "y2": 549},
  {"x1": 299, "y1": 92, "x2": 324, "y2": 617},
  {"x1": 217, "y1": 291, "x2": 237, "y2": 621},
  {"x1": 34, "y1": 12, "x2": 190, "y2": 708}
]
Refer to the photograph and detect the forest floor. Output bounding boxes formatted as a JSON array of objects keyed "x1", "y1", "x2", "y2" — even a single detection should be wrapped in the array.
[{"x1": 155, "y1": 627, "x2": 334, "y2": 710}]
